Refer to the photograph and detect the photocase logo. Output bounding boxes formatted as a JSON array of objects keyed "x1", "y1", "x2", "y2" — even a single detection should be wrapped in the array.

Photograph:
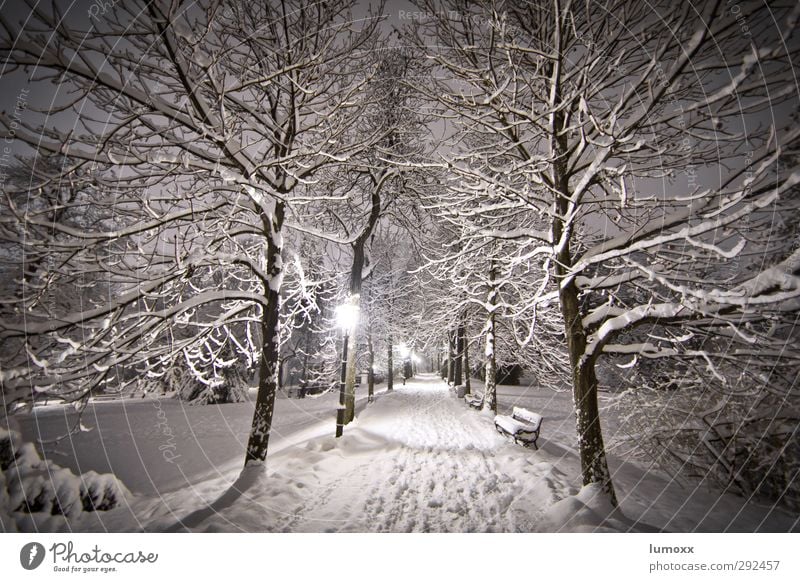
[{"x1": 20, "y1": 542, "x2": 46, "y2": 570}]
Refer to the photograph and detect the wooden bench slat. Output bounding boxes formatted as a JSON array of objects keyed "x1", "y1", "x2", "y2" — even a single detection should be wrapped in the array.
[
  {"x1": 463, "y1": 392, "x2": 484, "y2": 409},
  {"x1": 512, "y1": 407, "x2": 542, "y2": 430},
  {"x1": 494, "y1": 406, "x2": 543, "y2": 449}
]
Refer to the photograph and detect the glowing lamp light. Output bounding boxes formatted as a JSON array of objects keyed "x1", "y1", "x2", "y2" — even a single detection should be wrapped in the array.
[
  {"x1": 399, "y1": 342, "x2": 410, "y2": 359},
  {"x1": 336, "y1": 302, "x2": 359, "y2": 332}
]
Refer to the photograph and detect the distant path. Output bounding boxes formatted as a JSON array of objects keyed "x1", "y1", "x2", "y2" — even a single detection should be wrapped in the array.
[{"x1": 268, "y1": 374, "x2": 572, "y2": 532}]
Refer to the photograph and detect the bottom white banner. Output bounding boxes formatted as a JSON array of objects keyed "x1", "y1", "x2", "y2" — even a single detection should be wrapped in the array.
[{"x1": 1, "y1": 533, "x2": 797, "y2": 581}]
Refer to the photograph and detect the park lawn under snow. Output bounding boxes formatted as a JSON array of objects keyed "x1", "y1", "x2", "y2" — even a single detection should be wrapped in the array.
[
  {"x1": 14, "y1": 386, "x2": 370, "y2": 498},
  {"x1": 9, "y1": 374, "x2": 798, "y2": 533}
]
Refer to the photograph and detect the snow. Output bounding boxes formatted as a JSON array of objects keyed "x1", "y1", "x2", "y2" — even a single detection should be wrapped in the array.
[
  {"x1": 5, "y1": 375, "x2": 798, "y2": 533},
  {"x1": 1, "y1": 425, "x2": 130, "y2": 532},
  {"x1": 13, "y1": 387, "x2": 380, "y2": 498},
  {"x1": 509, "y1": 406, "x2": 542, "y2": 427},
  {"x1": 495, "y1": 408, "x2": 542, "y2": 435},
  {"x1": 537, "y1": 483, "x2": 634, "y2": 533}
]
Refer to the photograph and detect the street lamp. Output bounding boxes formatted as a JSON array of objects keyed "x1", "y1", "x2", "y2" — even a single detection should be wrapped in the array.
[
  {"x1": 335, "y1": 302, "x2": 359, "y2": 333},
  {"x1": 335, "y1": 299, "x2": 359, "y2": 438}
]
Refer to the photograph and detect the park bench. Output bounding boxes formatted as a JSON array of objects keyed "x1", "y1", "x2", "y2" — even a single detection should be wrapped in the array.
[
  {"x1": 464, "y1": 391, "x2": 484, "y2": 410},
  {"x1": 305, "y1": 384, "x2": 327, "y2": 396},
  {"x1": 287, "y1": 383, "x2": 328, "y2": 398},
  {"x1": 494, "y1": 407, "x2": 543, "y2": 449}
]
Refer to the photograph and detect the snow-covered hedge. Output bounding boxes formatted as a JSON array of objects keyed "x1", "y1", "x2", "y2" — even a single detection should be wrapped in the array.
[
  {"x1": 0, "y1": 426, "x2": 129, "y2": 531},
  {"x1": 608, "y1": 363, "x2": 800, "y2": 511}
]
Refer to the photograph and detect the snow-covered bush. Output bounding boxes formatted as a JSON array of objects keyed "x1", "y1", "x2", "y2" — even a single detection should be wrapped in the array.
[
  {"x1": 179, "y1": 360, "x2": 250, "y2": 405},
  {"x1": 0, "y1": 426, "x2": 129, "y2": 529},
  {"x1": 140, "y1": 336, "x2": 252, "y2": 404},
  {"x1": 608, "y1": 360, "x2": 800, "y2": 511}
]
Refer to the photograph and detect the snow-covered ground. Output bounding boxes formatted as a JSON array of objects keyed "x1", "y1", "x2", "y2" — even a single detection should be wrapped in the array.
[
  {"x1": 14, "y1": 385, "x2": 382, "y2": 497},
  {"x1": 8, "y1": 374, "x2": 798, "y2": 533}
]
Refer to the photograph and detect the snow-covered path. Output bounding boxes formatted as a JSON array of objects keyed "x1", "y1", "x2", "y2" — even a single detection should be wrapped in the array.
[
  {"x1": 173, "y1": 374, "x2": 577, "y2": 533},
  {"x1": 281, "y1": 375, "x2": 566, "y2": 532}
]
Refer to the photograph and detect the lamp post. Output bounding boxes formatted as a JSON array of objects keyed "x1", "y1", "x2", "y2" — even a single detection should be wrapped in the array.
[{"x1": 335, "y1": 301, "x2": 358, "y2": 438}]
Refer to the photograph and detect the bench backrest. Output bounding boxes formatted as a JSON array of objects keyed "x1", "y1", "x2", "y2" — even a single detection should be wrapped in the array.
[{"x1": 512, "y1": 407, "x2": 542, "y2": 429}]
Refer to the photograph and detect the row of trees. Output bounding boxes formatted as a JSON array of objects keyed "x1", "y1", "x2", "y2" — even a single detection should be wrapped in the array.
[
  {"x1": 1, "y1": 0, "x2": 798, "y2": 509},
  {"x1": 403, "y1": 0, "x2": 800, "y2": 507},
  {"x1": 0, "y1": 0, "x2": 426, "y2": 469}
]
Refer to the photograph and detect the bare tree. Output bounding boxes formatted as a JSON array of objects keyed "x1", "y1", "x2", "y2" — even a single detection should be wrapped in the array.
[
  {"x1": 408, "y1": 0, "x2": 800, "y2": 503},
  {"x1": 0, "y1": 0, "x2": 384, "y2": 471}
]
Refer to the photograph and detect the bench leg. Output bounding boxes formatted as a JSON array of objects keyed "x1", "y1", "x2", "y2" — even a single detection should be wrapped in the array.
[
  {"x1": 513, "y1": 436, "x2": 539, "y2": 450},
  {"x1": 496, "y1": 426, "x2": 516, "y2": 443}
]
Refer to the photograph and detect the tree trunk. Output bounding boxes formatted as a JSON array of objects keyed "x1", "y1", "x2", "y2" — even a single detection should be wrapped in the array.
[
  {"x1": 387, "y1": 333, "x2": 394, "y2": 391},
  {"x1": 482, "y1": 265, "x2": 497, "y2": 413},
  {"x1": 343, "y1": 296, "x2": 359, "y2": 424},
  {"x1": 404, "y1": 359, "x2": 413, "y2": 380},
  {"x1": 447, "y1": 329, "x2": 456, "y2": 385},
  {"x1": 482, "y1": 316, "x2": 497, "y2": 413},
  {"x1": 545, "y1": 38, "x2": 618, "y2": 503},
  {"x1": 342, "y1": 168, "x2": 384, "y2": 420},
  {"x1": 336, "y1": 332, "x2": 349, "y2": 438},
  {"x1": 367, "y1": 324, "x2": 375, "y2": 403},
  {"x1": 464, "y1": 335, "x2": 471, "y2": 395},
  {"x1": 483, "y1": 335, "x2": 496, "y2": 413},
  {"x1": 343, "y1": 239, "x2": 366, "y2": 424},
  {"x1": 454, "y1": 323, "x2": 464, "y2": 387},
  {"x1": 244, "y1": 202, "x2": 285, "y2": 467},
  {"x1": 299, "y1": 320, "x2": 311, "y2": 391},
  {"x1": 560, "y1": 281, "x2": 617, "y2": 505},
  {"x1": 277, "y1": 358, "x2": 285, "y2": 392}
]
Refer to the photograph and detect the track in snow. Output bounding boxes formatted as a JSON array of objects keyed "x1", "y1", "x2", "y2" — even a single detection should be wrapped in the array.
[{"x1": 267, "y1": 373, "x2": 573, "y2": 533}]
